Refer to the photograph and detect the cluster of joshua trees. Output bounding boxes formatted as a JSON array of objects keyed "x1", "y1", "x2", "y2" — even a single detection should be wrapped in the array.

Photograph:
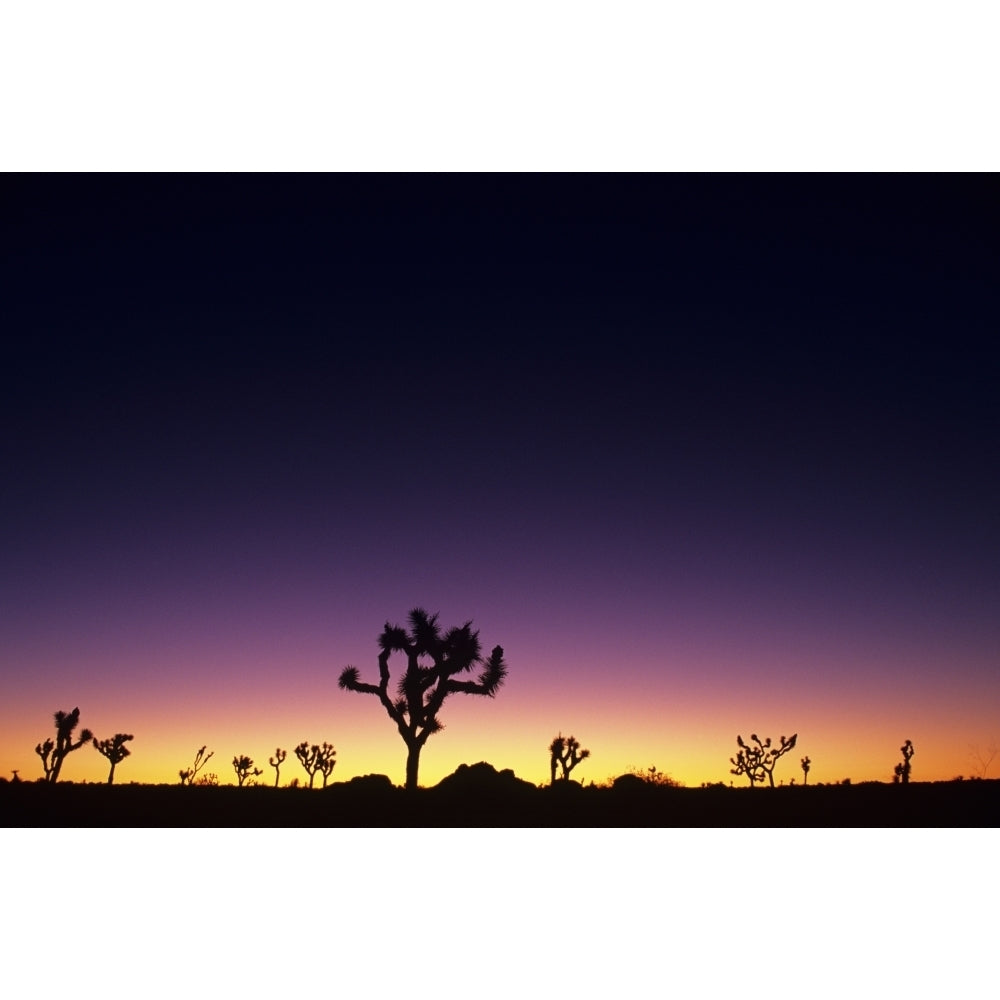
[
  {"x1": 30, "y1": 713, "x2": 343, "y2": 789},
  {"x1": 725, "y1": 735, "x2": 917, "y2": 787},
  {"x1": 26, "y1": 610, "x2": 927, "y2": 790},
  {"x1": 177, "y1": 742, "x2": 338, "y2": 787},
  {"x1": 34, "y1": 708, "x2": 133, "y2": 785}
]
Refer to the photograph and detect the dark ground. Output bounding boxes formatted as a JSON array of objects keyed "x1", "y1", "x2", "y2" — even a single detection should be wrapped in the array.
[{"x1": 3, "y1": 765, "x2": 997, "y2": 827}]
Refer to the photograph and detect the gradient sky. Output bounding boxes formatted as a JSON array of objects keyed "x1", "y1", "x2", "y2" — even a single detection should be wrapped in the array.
[{"x1": 2, "y1": 174, "x2": 997, "y2": 790}]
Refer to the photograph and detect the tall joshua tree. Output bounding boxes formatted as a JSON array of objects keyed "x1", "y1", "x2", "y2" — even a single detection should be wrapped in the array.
[
  {"x1": 93, "y1": 733, "x2": 134, "y2": 784},
  {"x1": 800, "y1": 755, "x2": 811, "y2": 785},
  {"x1": 35, "y1": 708, "x2": 94, "y2": 783},
  {"x1": 339, "y1": 608, "x2": 507, "y2": 790},
  {"x1": 730, "y1": 733, "x2": 798, "y2": 788},
  {"x1": 269, "y1": 747, "x2": 287, "y2": 787},
  {"x1": 894, "y1": 739, "x2": 915, "y2": 784},
  {"x1": 549, "y1": 733, "x2": 590, "y2": 784}
]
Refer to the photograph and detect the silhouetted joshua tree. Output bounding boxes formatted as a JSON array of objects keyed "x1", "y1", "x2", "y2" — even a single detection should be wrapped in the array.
[
  {"x1": 233, "y1": 755, "x2": 263, "y2": 787},
  {"x1": 758, "y1": 733, "x2": 797, "y2": 787},
  {"x1": 93, "y1": 733, "x2": 134, "y2": 784},
  {"x1": 893, "y1": 739, "x2": 915, "y2": 784},
  {"x1": 730, "y1": 733, "x2": 798, "y2": 788},
  {"x1": 35, "y1": 740, "x2": 57, "y2": 782},
  {"x1": 269, "y1": 747, "x2": 287, "y2": 787},
  {"x1": 295, "y1": 742, "x2": 321, "y2": 787},
  {"x1": 801, "y1": 756, "x2": 811, "y2": 785},
  {"x1": 35, "y1": 708, "x2": 94, "y2": 783},
  {"x1": 316, "y1": 743, "x2": 337, "y2": 787},
  {"x1": 338, "y1": 608, "x2": 507, "y2": 791},
  {"x1": 294, "y1": 741, "x2": 337, "y2": 787},
  {"x1": 549, "y1": 733, "x2": 590, "y2": 784},
  {"x1": 179, "y1": 745, "x2": 214, "y2": 785}
]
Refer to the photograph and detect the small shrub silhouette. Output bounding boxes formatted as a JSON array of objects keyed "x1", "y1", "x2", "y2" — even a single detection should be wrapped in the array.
[
  {"x1": 549, "y1": 734, "x2": 590, "y2": 784},
  {"x1": 627, "y1": 764, "x2": 680, "y2": 787},
  {"x1": 968, "y1": 740, "x2": 997, "y2": 780},
  {"x1": 179, "y1": 746, "x2": 214, "y2": 786},
  {"x1": 269, "y1": 747, "x2": 287, "y2": 787},
  {"x1": 93, "y1": 733, "x2": 134, "y2": 784},
  {"x1": 35, "y1": 708, "x2": 94, "y2": 783},
  {"x1": 893, "y1": 739, "x2": 914, "y2": 784},
  {"x1": 339, "y1": 608, "x2": 507, "y2": 790},
  {"x1": 730, "y1": 733, "x2": 797, "y2": 788},
  {"x1": 233, "y1": 755, "x2": 263, "y2": 787}
]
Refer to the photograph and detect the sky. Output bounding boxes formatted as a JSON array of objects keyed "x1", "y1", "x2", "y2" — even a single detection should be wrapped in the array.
[{"x1": 2, "y1": 174, "x2": 998, "y2": 789}]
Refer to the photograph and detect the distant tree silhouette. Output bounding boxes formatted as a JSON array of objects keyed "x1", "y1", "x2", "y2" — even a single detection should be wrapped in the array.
[
  {"x1": 295, "y1": 742, "x2": 321, "y2": 787},
  {"x1": 730, "y1": 733, "x2": 797, "y2": 788},
  {"x1": 93, "y1": 733, "x2": 134, "y2": 784},
  {"x1": 35, "y1": 740, "x2": 57, "y2": 782},
  {"x1": 968, "y1": 739, "x2": 998, "y2": 779},
  {"x1": 316, "y1": 743, "x2": 337, "y2": 787},
  {"x1": 35, "y1": 708, "x2": 94, "y2": 783},
  {"x1": 269, "y1": 747, "x2": 287, "y2": 787},
  {"x1": 893, "y1": 739, "x2": 914, "y2": 784},
  {"x1": 233, "y1": 755, "x2": 263, "y2": 787},
  {"x1": 179, "y1": 746, "x2": 214, "y2": 786},
  {"x1": 549, "y1": 733, "x2": 590, "y2": 784},
  {"x1": 293, "y1": 742, "x2": 337, "y2": 787},
  {"x1": 338, "y1": 608, "x2": 507, "y2": 790},
  {"x1": 801, "y1": 755, "x2": 811, "y2": 785}
]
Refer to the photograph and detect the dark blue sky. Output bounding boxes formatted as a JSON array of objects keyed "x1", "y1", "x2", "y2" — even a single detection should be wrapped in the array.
[{"x1": 3, "y1": 174, "x2": 998, "y2": 786}]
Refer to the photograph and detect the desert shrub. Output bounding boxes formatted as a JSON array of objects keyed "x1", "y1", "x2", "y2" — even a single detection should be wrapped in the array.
[{"x1": 626, "y1": 764, "x2": 681, "y2": 788}]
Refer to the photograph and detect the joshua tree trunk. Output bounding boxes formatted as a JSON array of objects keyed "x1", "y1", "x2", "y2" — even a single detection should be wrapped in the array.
[
  {"x1": 405, "y1": 741, "x2": 421, "y2": 791},
  {"x1": 107, "y1": 762, "x2": 116, "y2": 785}
]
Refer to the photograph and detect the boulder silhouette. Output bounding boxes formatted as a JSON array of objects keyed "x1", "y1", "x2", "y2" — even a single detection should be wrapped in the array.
[
  {"x1": 345, "y1": 773, "x2": 397, "y2": 792},
  {"x1": 611, "y1": 773, "x2": 652, "y2": 792},
  {"x1": 432, "y1": 762, "x2": 535, "y2": 796}
]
